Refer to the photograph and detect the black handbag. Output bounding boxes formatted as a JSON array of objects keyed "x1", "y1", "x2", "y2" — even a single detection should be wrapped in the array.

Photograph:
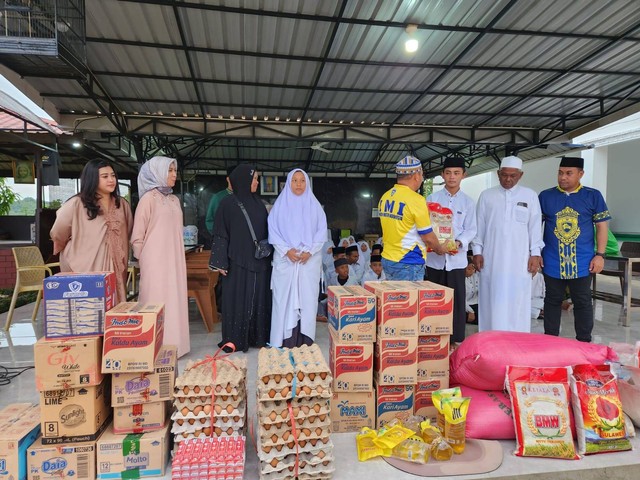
[{"x1": 237, "y1": 201, "x2": 273, "y2": 259}]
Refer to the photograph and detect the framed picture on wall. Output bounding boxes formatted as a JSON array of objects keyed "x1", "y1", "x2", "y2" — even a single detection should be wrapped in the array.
[
  {"x1": 260, "y1": 175, "x2": 278, "y2": 195},
  {"x1": 12, "y1": 160, "x2": 35, "y2": 184}
]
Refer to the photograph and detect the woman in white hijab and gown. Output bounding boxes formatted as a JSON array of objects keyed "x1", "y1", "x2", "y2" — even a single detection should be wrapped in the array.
[
  {"x1": 131, "y1": 156, "x2": 190, "y2": 357},
  {"x1": 269, "y1": 169, "x2": 327, "y2": 348}
]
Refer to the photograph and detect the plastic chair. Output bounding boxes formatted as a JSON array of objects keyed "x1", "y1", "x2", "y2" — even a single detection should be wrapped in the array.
[{"x1": 4, "y1": 246, "x2": 59, "y2": 331}]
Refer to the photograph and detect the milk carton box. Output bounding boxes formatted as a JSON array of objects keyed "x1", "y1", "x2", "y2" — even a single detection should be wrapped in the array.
[
  {"x1": 411, "y1": 281, "x2": 454, "y2": 335},
  {"x1": 364, "y1": 282, "x2": 418, "y2": 338},
  {"x1": 43, "y1": 272, "x2": 116, "y2": 339},
  {"x1": 34, "y1": 336, "x2": 103, "y2": 391},
  {"x1": 417, "y1": 335, "x2": 449, "y2": 380},
  {"x1": 102, "y1": 303, "x2": 164, "y2": 374},
  {"x1": 27, "y1": 438, "x2": 96, "y2": 480},
  {"x1": 330, "y1": 392, "x2": 375, "y2": 432},
  {"x1": 112, "y1": 345, "x2": 177, "y2": 406},
  {"x1": 96, "y1": 422, "x2": 170, "y2": 479},
  {"x1": 414, "y1": 377, "x2": 450, "y2": 422},
  {"x1": 374, "y1": 383, "x2": 415, "y2": 429},
  {"x1": 329, "y1": 330, "x2": 373, "y2": 392},
  {"x1": 0, "y1": 404, "x2": 41, "y2": 480},
  {"x1": 374, "y1": 336, "x2": 418, "y2": 385},
  {"x1": 327, "y1": 285, "x2": 376, "y2": 343},
  {"x1": 39, "y1": 378, "x2": 111, "y2": 444}
]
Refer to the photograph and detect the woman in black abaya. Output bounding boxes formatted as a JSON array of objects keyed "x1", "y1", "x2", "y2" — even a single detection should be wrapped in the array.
[{"x1": 209, "y1": 164, "x2": 272, "y2": 352}]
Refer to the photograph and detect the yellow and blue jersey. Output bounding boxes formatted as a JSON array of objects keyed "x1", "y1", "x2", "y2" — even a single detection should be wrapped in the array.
[
  {"x1": 378, "y1": 184, "x2": 433, "y2": 264},
  {"x1": 539, "y1": 185, "x2": 610, "y2": 279}
]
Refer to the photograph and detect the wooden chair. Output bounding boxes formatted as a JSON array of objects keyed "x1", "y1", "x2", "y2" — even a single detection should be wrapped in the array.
[
  {"x1": 4, "y1": 246, "x2": 59, "y2": 331},
  {"x1": 185, "y1": 249, "x2": 219, "y2": 333}
]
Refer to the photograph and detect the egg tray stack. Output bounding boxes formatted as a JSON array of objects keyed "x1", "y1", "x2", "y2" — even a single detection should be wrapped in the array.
[
  {"x1": 171, "y1": 356, "x2": 248, "y2": 447},
  {"x1": 256, "y1": 344, "x2": 335, "y2": 480}
]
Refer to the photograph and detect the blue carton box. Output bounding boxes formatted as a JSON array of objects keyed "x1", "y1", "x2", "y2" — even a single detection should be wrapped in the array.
[
  {"x1": 44, "y1": 272, "x2": 117, "y2": 339},
  {"x1": 327, "y1": 285, "x2": 376, "y2": 343},
  {"x1": 0, "y1": 403, "x2": 41, "y2": 480}
]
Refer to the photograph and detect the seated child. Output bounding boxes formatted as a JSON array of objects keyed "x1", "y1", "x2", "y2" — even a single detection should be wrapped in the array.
[
  {"x1": 465, "y1": 259, "x2": 479, "y2": 325},
  {"x1": 326, "y1": 258, "x2": 358, "y2": 287},
  {"x1": 361, "y1": 254, "x2": 386, "y2": 285}
]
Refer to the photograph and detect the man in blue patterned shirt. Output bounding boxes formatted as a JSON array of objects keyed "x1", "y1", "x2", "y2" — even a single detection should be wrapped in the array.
[{"x1": 539, "y1": 156, "x2": 610, "y2": 342}]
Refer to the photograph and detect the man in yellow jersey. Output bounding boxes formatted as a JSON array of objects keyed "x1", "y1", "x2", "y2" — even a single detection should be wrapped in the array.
[{"x1": 378, "y1": 155, "x2": 450, "y2": 281}]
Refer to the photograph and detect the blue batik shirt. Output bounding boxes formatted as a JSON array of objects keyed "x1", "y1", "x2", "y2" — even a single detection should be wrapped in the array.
[{"x1": 539, "y1": 185, "x2": 611, "y2": 280}]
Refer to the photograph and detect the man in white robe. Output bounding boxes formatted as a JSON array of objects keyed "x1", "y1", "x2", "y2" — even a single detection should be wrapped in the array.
[{"x1": 471, "y1": 156, "x2": 544, "y2": 333}]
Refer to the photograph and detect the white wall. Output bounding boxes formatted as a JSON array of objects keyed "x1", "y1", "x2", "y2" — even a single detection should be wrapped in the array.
[{"x1": 606, "y1": 139, "x2": 640, "y2": 233}]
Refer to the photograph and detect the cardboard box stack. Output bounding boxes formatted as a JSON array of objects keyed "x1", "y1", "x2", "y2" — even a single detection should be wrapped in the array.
[
  {"x1": 170, "y1": 356, "x2": 247, "y2": 448},
  {"x1": 256, "y1": 345, "x2": 334, "y2": 480},
  {"x1": 96, "y1": 302, "x2": 171, "y2": 479},
  {"x1": 327, "y1": 285, "x2": 376, "y2": 433},
  {"x1": 362, "y1": 280, "x2": 453, "y2": 428},
  {"x1": 0, "y1": 403, "x2": 40, "y2": 480}
]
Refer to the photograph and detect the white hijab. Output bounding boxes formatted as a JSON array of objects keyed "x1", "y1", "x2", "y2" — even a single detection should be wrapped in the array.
[{"x1": 138, "y1": 156, "x2": 176, "y2": 197}]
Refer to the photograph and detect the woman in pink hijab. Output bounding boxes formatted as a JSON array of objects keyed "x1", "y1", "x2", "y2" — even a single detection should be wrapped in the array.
[{"x1": 268, "y1": 169, "x2": 327, "y2": 347}]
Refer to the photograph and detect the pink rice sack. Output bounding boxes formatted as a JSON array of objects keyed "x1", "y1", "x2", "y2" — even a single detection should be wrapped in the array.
[
  {"x1": 450, "y1": 331, "x2": 617, "y2": 391},
  {"x1": 459, "y1": 385, "x2": 515, "y2": 439}
]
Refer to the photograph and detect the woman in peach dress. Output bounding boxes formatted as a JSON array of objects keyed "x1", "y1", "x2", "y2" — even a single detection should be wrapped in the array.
[
  {"x1": 131, "y1": 156, "x2": 190, "y2": 357},
  {"x1": 50, "y1": 159, "x2": 133, "y2": 304}
]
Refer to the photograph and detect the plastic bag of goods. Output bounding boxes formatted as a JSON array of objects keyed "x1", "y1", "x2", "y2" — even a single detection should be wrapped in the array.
[
  {"x1": 506, "y1": 366, "x2": 578, "y2": 460},
  {"x1": 618, "y1": 365, "x2": 640, "y2": 427},
  {"x1": 426, "y1": 202, "x2": 456, "y2": 253},
  {"x1": 570, "y1": 364, "x2": 631, "y2": 455},
  {"x1": 451, "y1": 331, "x2": 617, "y2": 391}
]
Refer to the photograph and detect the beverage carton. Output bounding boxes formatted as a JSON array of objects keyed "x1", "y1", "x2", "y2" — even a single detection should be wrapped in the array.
[
  {"x1": 328, "y1": 330, "x2": 373, "y2": 392},
  {"x1": 96, "y1": 422, "x2": 170, "y2": 479},
  {"x1": 327, "y1": 285, "x2": 376, "y2": 343},
  {"x1": 0, "y1": 404, "x2": 40, "y2": 480},
  {"x1": 102, "y1": 303, "x2": 164, "y2": 374},
  {"x1": 374, "y1": 383, "x2": 414, "y2": 429},
  {"x1": 113, "y1": 401, "x2": 169, "y2": 434},
  {"x1": 374, "y1": 336, "x2": 417, "y2": 385},
  {"x1": 40, "y1": 378, "x2": 110, "y2": 445},
  {"x1": 34, "y1": 336, "x2": 103, "y2": 391},
  {"x1": 43, "y1": 272, "x2": 116, "y2": 339},
  {"x1": 417, "y1": 335, "x2": 449, "y2": 380},
  {"x1": 414, "y1": 377, "x2": 450, "y2": 422},
  {"x1": 112, "y1": 345, "x2": 177, "y2": 406},
  {"x1": 364, "y1": 282, "x2": 418, "y2": 338},
  {"x1": 27, "y1": 438, "x2": 96, "y2": 480},
  {"x1": 330, "y1": 392, "x2": 375, "y2": 433}
]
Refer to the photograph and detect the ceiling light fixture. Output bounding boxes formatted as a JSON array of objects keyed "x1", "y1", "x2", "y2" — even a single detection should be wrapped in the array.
[
  {"x1": 405, "y1": 24, "x2": 419, "y2": 53},
  {"x1": 72, "y1": 141, "x2": 81, "y2": 148}
]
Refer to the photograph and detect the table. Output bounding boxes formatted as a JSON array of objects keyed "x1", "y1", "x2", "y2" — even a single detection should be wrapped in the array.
[
  {"x1": 603, "y1": 255, "x2": 640, "y2": 326},
  {"x1": 185, "y1": 249, "x2": 219, "y2": 332}
]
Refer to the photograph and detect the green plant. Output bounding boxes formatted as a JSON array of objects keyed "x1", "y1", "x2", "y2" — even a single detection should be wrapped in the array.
[
  {"x1": 0, "y1": 289, "x2": 37, "y2": 314},
  {"x1": 0, "y1": 178, "x2": 20, "y2": 215}
]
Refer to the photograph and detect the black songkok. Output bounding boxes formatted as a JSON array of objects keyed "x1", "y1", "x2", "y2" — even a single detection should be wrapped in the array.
[{"x1": 559, "y1": 156, "x2": 584, "y2": 169}]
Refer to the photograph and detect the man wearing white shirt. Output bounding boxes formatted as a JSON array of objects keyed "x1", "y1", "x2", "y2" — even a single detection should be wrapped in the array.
[
  {"x1": 471, "y1": 156, "x2": 544, "y2": 333},
  {"x1": 426, "y1": 157, "x2": 477, "y2": 344}
]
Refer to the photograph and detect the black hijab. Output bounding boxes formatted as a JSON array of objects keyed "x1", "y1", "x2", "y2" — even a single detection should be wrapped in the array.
[{"x1": 229, "y1": 163, "x2": 268, "y2": 242}]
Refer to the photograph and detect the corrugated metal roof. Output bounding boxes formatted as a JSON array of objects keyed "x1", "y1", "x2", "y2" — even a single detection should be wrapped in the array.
[{"x1": 0, "y1": 0, "x2": 639, "y2": 174}]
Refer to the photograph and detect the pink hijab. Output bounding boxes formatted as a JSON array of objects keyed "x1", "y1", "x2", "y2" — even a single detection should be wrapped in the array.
[{"x1": 268, "y1": 169, "x2": 327, "y2": 251}]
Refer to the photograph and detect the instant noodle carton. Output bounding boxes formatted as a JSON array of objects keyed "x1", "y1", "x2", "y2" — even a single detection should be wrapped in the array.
[
  {"x1": 374, "y1": 383, "x2": 414, "y2": 429},
  {"x1": 398, "y1": 281, "x2": 453, "y2": 335},
  {"x1": 113, "y1": 400, "x2": 169, "y2": 434},
  {"x1": 43, "y1": 272, "x2": 116, "y2": 339},
  {"x1": 112, "y1": 345, "x2": 177, "y2": 406},
  {"x1": 330, "y1": 392, "x2": 375, "y2": 432},
  {"x1": 417, "y1": 335, "x2": 449, "y2": 380},
  {"x1": 364, "y1": 282, "x2": 418, "y2": 338},
  {"x1": 39, "y1": 378, "x2": 111, "y2": 445},
  {"x1": 27, "y1": 438, "x2": 96, "y2": 480},
  {"x1": 329, "y1": 330, "x2": 373, "y2": 392},
  {"x1": 374, "y1": 336, "x2": 418, "y2": 385},
  {"x1": 0, "y1": 403, "x2": 41, "y2": 480},
  {"x1": 327, "y1": 285, "x2": 376, "y2": 343},
  {"x1": 102, "y1": 303, "x2": 164, "y2": 374},
  {"x1": 34, "y1": 336, "x2": 103, "y2": 391},
  {"x1": 414, "y1": 377, "x2": 450, "y2": 422},
  {"x1": 96, "y1": 422, "x2": 170, "y2": 479}
]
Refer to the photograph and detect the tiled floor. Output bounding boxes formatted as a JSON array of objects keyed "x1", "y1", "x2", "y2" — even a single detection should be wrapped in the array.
[{"x1": 1, "y1": 275, "x2": 639, "y2": 480}]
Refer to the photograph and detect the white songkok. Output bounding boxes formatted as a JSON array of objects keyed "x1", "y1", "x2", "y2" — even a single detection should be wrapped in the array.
[{"x1": 500, "y1": 156, "x2": 523, "y2": 170}]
